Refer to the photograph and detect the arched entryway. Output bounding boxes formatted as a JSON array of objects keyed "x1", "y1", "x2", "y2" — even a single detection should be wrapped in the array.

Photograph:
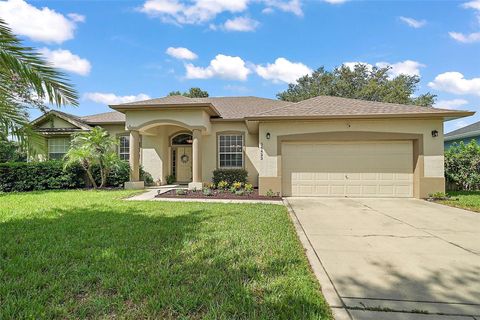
[{"x1": 170, "y1": 132, "x2": 193, "y2": 183}]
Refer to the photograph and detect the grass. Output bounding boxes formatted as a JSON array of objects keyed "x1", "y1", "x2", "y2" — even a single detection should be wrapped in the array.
[
  {"x1": 439, "y1": 191, "x2": 480, "y2": 213},
  {"x1": 0, "y1": 190, "x2": 331, "y2": 319}
]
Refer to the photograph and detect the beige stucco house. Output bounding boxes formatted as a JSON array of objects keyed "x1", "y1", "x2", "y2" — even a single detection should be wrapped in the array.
[{"x1": 31, "y1": 95, "x2": 473, "y2": 198}]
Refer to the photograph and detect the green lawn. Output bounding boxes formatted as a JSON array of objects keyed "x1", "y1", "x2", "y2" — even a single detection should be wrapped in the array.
[
  {"x1": 0, "y1": 190, "x2": 331, "y2": 319},
  {"x1": 439, "y1": 191, "x2": 480, "y2": 213}
]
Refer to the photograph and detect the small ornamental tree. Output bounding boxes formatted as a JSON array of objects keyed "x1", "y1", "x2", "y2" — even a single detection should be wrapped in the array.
[
  {"x1": 64, "y1": 127, "x2": 120, "y2": 188},
  {"x1": 445, "y1": 140, "x2": 480, "y2": 191}
]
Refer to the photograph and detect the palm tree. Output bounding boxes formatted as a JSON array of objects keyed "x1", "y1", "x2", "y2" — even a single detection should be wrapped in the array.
[
  {"x1": 65, "y1": 127, "x2": 120, "y2": 189},
  {"x1": 64, "y1": 146, "x2": 98, "y2": 189},
  {"x1": 0, "y1": 18, "x2": 78, "y2": 147}
]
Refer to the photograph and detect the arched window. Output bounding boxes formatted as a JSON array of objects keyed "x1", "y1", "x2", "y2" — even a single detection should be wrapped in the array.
[{"x1": 171, "y1": 133, "x2": 192, "y2": 145}]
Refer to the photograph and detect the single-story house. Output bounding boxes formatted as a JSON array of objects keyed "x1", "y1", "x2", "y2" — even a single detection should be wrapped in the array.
[
  {"x1": 31, "y1": 95, "x2": 473, "y2": 198},
  {"x1": 444, "y1": 120, "x2": 480, "y2": 149}
]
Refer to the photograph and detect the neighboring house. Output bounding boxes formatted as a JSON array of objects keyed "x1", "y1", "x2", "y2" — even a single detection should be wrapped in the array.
[
  {"x1": 444, "y1": 120, "x2": 480, "y2": 149},
  {"x1": 31, "y1": 95, "x2": 473, "y2": 198}
]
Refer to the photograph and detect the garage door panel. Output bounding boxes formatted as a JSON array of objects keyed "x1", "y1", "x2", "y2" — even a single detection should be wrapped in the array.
[{"x1": 282, "y1": 141, "x2": 413, "y2": 198}]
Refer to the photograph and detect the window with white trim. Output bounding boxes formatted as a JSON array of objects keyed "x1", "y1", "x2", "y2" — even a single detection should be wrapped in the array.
[
  {"x1": 48, "y1": 137, "x2": 70, "y2": 160},
  {"x1": 218, "y1": 134, "x2": 243, "y2": 168},
  {"x1": 119, "y1": 135, "x2": 130, "y2": 161}
]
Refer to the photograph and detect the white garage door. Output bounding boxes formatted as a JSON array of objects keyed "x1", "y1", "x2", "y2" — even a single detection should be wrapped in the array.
[{"x1": 282, "y1": 141, "x2": 413, "y2": 197}]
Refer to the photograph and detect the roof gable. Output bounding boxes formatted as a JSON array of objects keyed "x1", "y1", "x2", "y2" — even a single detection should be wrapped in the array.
[{"x1": 31, "y1": 110, "x2": 92, "y2": 131}]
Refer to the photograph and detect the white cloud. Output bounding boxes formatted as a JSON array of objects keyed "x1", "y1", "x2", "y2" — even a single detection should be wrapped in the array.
[
  {"x1": 343, "y1": 60, "x2": 425, "y2": 78},
  {"x1": 463, "y1": 0, "x2": 480, "y2": 11},
  {"x1": 139, "y1": 0, "x2": 249, "y2": 24},
  {"x1": 262, "y1": 0, "x2": 303, "y2": 16},
  {"x1": 343, "y1": 61, "x2": 373, "y2": 71},
  {"x1": 39, "y1": 48, "x2": 91, "y2": 76},
  {"x1": 376, "y1": 60, "x2": 425, "y2": 77},
  {"x1": 428, "y1": 72, "x2": 480, "y2": 96},
  {"x1": 256, "y1": 57, "x2": 312, "y2": 83},
  {"x1": 448, "y1": 1, "x2": 480, "y2": 43},
  {"x1": 67, "y1": 13, "x2": 85, "y2": 23},
  {"x1": 435, "y1": 99, "x2": 469, "y2": 110},
  {"x1": 166, "y1": 47, "x2": 198, "y2": 60},
  {"x1": 140, "y1": 0, "x2": 303, "y2": 24},
  {"x1": 449, "y1": 31, "x2": 480, "y2": 43},
  {"x1": 262, "y1": 7, "x2": 274, "y2": 14},
  {"x1": 324, "y1": 0, "x2": 348, "y2": 4},
  {"x1": 0, "y1": 0, "x2": 84, "y2": 43},
  {"x1": 185, "y1": 54, "x2": 251, "y2": 81},
  {"x1": 399, "y1": 16, "x2": 426, "y2": 28},
  {"x1": 84, "y1": 92, "x2": 151, "y2": 105},
  {"x1": 223, "y1": 16, "x2": 259, "y2": 31}
]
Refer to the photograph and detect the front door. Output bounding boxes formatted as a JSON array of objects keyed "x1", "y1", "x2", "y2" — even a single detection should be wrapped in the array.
[{"x1": 176, "y1": 146, "x2": 192, "y2": 182}]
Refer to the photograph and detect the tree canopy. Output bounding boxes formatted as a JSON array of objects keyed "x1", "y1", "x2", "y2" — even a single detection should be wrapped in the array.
[
  {"x1": 168, "y1": 87, "x2": 209, "y2": 98},
  {"x1": 277, "y1": 64, "x2": 436, "y2": 106}
]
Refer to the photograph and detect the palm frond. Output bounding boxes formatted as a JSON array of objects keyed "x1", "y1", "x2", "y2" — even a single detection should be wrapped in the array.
[{"x1": 0, "y1": 18, "x2": 78, "y2": 107}]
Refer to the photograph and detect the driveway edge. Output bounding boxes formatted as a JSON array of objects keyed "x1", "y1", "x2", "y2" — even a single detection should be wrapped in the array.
[{"x1": 283, "y1": 198, "x2": 352, "y2": 320}]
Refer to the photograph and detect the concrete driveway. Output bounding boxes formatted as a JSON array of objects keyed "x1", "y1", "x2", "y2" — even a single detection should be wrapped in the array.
[{"x1": 286, "y1": 198, "x2": 480, "y2": 320}]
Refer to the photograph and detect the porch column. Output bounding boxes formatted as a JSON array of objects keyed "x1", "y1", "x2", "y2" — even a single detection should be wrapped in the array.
[
  {"x1": 125, "y1": 130, "x2": 144, "y2": 189},
  {"x1": 188, "y1": 129, "x2": 203, "y2": 190}
]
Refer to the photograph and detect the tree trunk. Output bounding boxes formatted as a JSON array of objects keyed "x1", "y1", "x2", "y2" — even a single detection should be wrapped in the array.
[
  {"x1": 86, "y1": 167, "x2": 97, "y2": 189},
  {"x1": 98, "y1": 160, "x2": 106, "y2": 189}
]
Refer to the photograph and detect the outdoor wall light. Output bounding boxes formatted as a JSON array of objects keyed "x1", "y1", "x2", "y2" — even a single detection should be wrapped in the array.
[
  {"x1": 266, "y1": 132, "x2": 271, "y2": 140},
  {"x1": 431, "y1": 130, "x2": 439, "y2": 137}
]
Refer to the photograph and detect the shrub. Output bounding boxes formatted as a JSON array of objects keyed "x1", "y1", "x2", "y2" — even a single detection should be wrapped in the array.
[
  {"x1": 266, "y1": 189, "x2": 276, "y2": 197},
  {"x1": 176, "y1": 189, "x2": 187, "y2": 196},
  {"x1": 166, "y1": 174, "x2": 176, "y2": 185},
  {"x1": 91, "y1": 159, "x2": 129, "y2": 188},
  {"x1": 245, "y1": 183, "x2": 254, "y2": 194},
  {"x1": 90, "y1": 161, "x2": 154, "y2": 188},
  {"x1": 217, "y1": 180, "x2": 229, "y2": 190},
  {"x1": 202, "y1": 188, "x2": 213, "y2": 196},
  {"x1": 203, "y1": 182, "x2": 215, "y2": 189},
  {"x1": 212, "y1": 169, "x2": 248, "y2": 185},
  {"x1": 0, "y1": 161, "x2": 85, "y2": 192},
  {"x1": 445, "y1": 140, "x2": 480, "y2": 191},
  {"x1": 141, "y1": 167, "x2": 154, "y2": 185},
  {"x1": 231, "y1": 181, "x2": 243, "y2": 191}
]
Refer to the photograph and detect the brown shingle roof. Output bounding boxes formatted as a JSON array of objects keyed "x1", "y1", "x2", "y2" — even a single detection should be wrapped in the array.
[
  {"x1": 80, "y1": 111, "x2": 125, "y2": 124},
  {"x1": 113, "y1": 95, "x2": 289, "y2": 119},
  {"x1": 198, "y1": 96, "x2": 290, "y2": 119},
  {"x1": 121, "y1": 95, "x2": 195, "y2": 106},
  {"x1": 248, "y1": 95, "x2": 473, "y2": 119}
]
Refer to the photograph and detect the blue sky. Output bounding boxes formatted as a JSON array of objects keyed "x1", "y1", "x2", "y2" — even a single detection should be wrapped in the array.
[{"x1": 0, "y1": 0, "x2": 479, "y2": 132}]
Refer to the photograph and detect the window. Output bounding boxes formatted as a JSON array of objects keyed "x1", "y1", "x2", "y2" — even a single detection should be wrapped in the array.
[
  {"x1": 172, "y1": 149, "x2": 176, "y2": 177},
  {"x1": 48, "y1": 137, "x2": 70, "y2": 160},
  {"x1": 171, "y1": 133, "x2": 192, "y2": 145},
  {"x1": 119, "y1": 135, "x2": 130, "y2": 161},
  {"x1": 218, "y1": 134, "x2": 243, "y2": 168}
]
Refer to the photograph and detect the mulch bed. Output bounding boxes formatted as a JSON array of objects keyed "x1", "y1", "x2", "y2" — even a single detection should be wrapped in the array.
[{"x1": 156, "y1": 189, "x2": 282, "y2": 201}]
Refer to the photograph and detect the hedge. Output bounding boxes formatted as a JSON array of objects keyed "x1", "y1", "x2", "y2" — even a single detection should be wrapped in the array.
[
  {"x1": 0, "y1": 160, "x2": 155, "y2": 192},
  {"x1": 212, "y1": 168, "x2": 248, "y2": 185},
  {"x1": 0, "y1": 161, "x2": 85, "y2": 192}
]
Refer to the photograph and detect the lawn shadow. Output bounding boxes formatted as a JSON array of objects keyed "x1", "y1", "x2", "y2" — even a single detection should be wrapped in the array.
[{"x1": 0, "y1": 203, "x2": 330, "y2": 319}]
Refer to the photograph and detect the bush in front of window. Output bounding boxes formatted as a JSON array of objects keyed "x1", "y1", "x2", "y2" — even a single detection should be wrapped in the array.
[
  {"x1": 212, "y1": 169, "x2": 248, "y2": 186},
  {"x1": 91, "y1": 159, "x2": 130, "y2": 188},
  {"x1": 90, "y1": 161, "x2": 154, "y2": 187},
  {"x1": 0, "y1": 161, "x2": 85, "y2": 192}
]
